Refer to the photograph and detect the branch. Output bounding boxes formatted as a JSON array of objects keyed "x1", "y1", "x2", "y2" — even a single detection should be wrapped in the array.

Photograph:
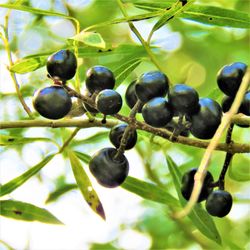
[{"x1": 1, "y1": 118, "x2": 249, "y2": 154}]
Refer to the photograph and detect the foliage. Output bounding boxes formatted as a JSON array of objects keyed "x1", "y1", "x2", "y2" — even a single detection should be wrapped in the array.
[{"x1": 0, "y1": 0, "x2": 249, "y2": 249}]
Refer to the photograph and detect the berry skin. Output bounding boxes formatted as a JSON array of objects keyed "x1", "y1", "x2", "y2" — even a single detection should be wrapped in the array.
[
  {"x1": 125, "y1": 80, "x2": 142, "y2": 113},
  {"x1": 89, "y1": 147, "x2": 129, "y2": 188},
  {"x1": 168, "y1": 84, "x2": 199, "y2": 115},
  {"x1": 181, "y1": 168, "x2": 214, "y2": 202},
  {"x1": 217, "y1": 62, "x2": 247, "y2": 97},
  {"x1": 135, "y1": 71, "x2": 169, "y2": 103},
  {"x1": 240, "y1": 91, "x2": 250, "y2": 116},
  {"x1": 205, "y1": 190, "x2": 233, "y2": 217},
  {"x1": 86, "y1": 66, "x2": 115, "y2": 94},
  {"x1": 142, "y1": 97, "x2": 173, "y2": 127},
  {"x1": 189, "y1": 98, "x2": 222, "y2": 139},
  {"x1": 33, "y1": 85, "x2": 72, "y2": 119},
  {"x1": 96, "y1": 89, "x2": 122, "y2": 115},
  {"x1": 109, "y1": 124, "x2": 137, "y2": 150},
  {"x1": 47, "y1": 49, "x2": 77, "y2": 81}
]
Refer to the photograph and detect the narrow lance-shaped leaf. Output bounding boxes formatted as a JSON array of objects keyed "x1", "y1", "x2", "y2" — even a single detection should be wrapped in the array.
[
  {"x1": 166, "y1": 155, "x2": 222, "y2": 245},
  {"x1": 74, "y1": 151, "x2": 91, "y2": 164},
  {"x1": 0, "y1": 134, "x2": 56, "y2": 146},
  {"x1": 68, "y1": 150, "x2": 105, "y2": 220},
  {"x1": 69, "y1": 31, "x2": 106, "y2": 49},
  {"x1": 114, "y1": 58, "x2": 143, "y2": 86},
  {"x1": 121, "y1": 176, "x2": 180, "y2": 207},
  {"x1": 45, "y1": 184, "x2": 78, "y2": 204},
  {"x1": 131, "y1": 2, "x2": 250, "y2": 29},
  {"x1": 0, "y1": 154, "x2": 55, "y2": 197},
  {"x1": 0, "y1": 200, "x2": 63, "y2": 225}
]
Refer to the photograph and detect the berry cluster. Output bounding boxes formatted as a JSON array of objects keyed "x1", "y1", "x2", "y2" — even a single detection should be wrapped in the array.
[
  {"x1": 181, "y1": 168, "x2": 232, "y2": 218},
  {"x1": 32, "y1": 50, "x2": 249, "y2": 218}
]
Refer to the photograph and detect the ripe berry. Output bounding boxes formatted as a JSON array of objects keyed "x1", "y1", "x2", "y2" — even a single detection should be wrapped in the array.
[
  {"x1": 89, "y1": 147, "x2": 129, "y2": 188},
  {"x1": 47, "y1": 49, "x2": 77, "y2": 81},
  {"x1": 135, "y1": 71, "x2": 169, "y2": 103},
  {"x1": 33, "y1": 85, "x2": 72, "y2": 119},
  {"x1": 142, "y1": 97, "x2": 173, "y2": 127},
  {"x1": 205, "y1": 190, "x2": 233, "y2": 217},
  {"x1": 168, "y1": 84, "x2": 199, "y2": 115},
  {"x1": 109, "y1": 124, "x2": 137, "y2": 150},
  {"x1": 125, "y1": 80, "x2": 142, "y2": 113},
  {"x1": 96, "y1": 89, "x2": 122, "y2": 115},
  {"x1": 189, "y1": 98, "x2": 222, "y2": 139},
  {"x1": 240, "y1": 91, "x2": 250, "y2": 116},
  {"x1": 86, "y1": 66, "x2": 115, "y2": 94},
  {"x1": 181, "y1": 168, "x2": 214, "y2": 202},
  {"x1": 217, "y1": 62, "x2": 247, "y2": 97}
]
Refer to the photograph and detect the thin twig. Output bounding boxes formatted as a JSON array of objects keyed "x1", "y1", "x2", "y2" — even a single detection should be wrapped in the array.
[{"x1": 173, "y1": 69, "x2": 250, "y2": 219}]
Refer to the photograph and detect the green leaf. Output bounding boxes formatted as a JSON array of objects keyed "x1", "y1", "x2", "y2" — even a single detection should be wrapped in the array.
[
  {"x1": 71, "y1": 131, "x2": 109, "y2": 147},
  {"x1": 45, "y1": 184, "x2": 78, "y2": 204},
  {"x1": 9, "y1": 56, "x2": 48, "y2": 74},
  {"x1": 228, "y1": 157, "x2": 250, "y2": 182},
  {"x1": 68, "y1": 150, "x2": 105, "y2": 220},
  {"x1": 184, "y1": 5, "x2": 250, "y2": 29},
  {"x1": 128, "y1": 2, "x2": 250, "y2": 28},
  {"x1": 0, "y1": 134, "x2": 55, "y2": 146},
  {"x1": 114, "y1": 57, "x2": 142, "y2": 85},
  {"x1": 0, "y1": 200, "x2": 63, "y2": 224},
  {"x1": 0, "y1": 4, "x2": 72, "y2": 19},
  {"x1": 121, "y1": 176, "x2": 179, "y2": 207},
  {"x1": 0, "y1": 154, "x2": 55, "y2": 197},
  {"x1": 10, "y1": 44, "x2": 147, "y2": 74},
  {"x1": 69, "y1": 31, "x2": 106, "y2": 48},
  {"x1": 166, "y1": 155, "x2": 222, "y2": 245},
  {"x1": 74, "y1": 151, "x2": 92, "y2": 164}
]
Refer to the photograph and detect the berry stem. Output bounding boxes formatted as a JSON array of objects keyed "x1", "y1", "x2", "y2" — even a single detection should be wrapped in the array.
[
  {"x1": 114, "y1": 100, "x2": 142, "y2": 160},
  {"x1": 116, "y1": 0, "x2": 168, "y2": 76},
  {"x1": 170, "y1": 114, "x2": 184, "y2": 141}
]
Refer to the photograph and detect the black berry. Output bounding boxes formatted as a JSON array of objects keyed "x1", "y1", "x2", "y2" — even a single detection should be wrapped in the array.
[
  {"x1": 142, "y1": 97, "x2": 173, "y2": 127},
  {"x1": 189, "y1": 98, "x2": 222, "y2": 139},
  {"x1": 47, "y1": 49, "x2": 77, "y2": 81},
  {"x1": 96, "y1": 89, "x2": 122, "y2": 115},
  {"x1": 125, "y1": 80, "x2": 142, "y2": 113},
  {"x1": 86, "y1": 66, "x2": 115, "y2": 94},
  {"x1": 181, "y1": 168, "x2": 214, "y2": 202},
  {"x1": 135, "y1": 71, "x2": 169, "y2": 103},
  {"x1": 240, "y1": 91, "x2": 250, "y2": 116},
  {"x1": 33, "y1": 85, "x2": 72, "y2": 119},
  {"x1": 89, "y1": 147, "x2": 129, "y2": 188},
  {"x1": 205, "y1": 190, "x2": 233, "y2": 217},
  {"x1": 217, "y1": 62, "x2": 247, "y2": 97},
  {"x1": 168, "y1": 84, "x2": 199, "y2": 115},
  {"x1": 109, "y1": 124, "x2": 137, "y2": 150}
]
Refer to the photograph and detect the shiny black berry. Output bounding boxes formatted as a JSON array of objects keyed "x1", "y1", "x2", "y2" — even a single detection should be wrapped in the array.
[
  {"x1": 181, "y1": 168, "x2": 214, "y2": 202},
  {"x1": 240, "y1": 91, "x2": 250, "y2": 116},
  {"x1": 217, "y1": 62, "x2": 247, "y2": 97},
  {"x1": 205, "y1": 190, "x2": 233, "y2": 217},
  {"x1": 168, "y1": 84, "x2": 199, "y2": 115},
  {"x1": 89, "y1": 147, "x2": 129, "y2": 188},
  {"x1": 96, "y1": 89, "x2": 122, "y2": 115},
  {"x1": 125, "y1": 80, "x2": 142, "y2": 113},
  {"x1": 135, "y1": 71, "x2": 169, "y2": 103},
  {"x1": 33, "y1": 85, "x2": 72, "y2": 119},
  {"x1": 47, "y1": 49, "x2": 77, "y2": 81},
  {"x1": 189, "y1": 98, "x2": 222, "y2": 139},
  {"x1": 109, "y1": 124, "x2": 137, "y2": 150},
  {"x1": 86, "y1": 66, "x2": 115, "y2": 94},
  {"x1": 142, "y1": 97, "x2": 173, "y2": 127}
]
